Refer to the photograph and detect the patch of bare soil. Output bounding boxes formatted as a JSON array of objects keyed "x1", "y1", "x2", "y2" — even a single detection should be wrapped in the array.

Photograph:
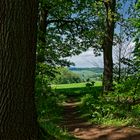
[{"x1": 60, "y1": 98, "x2": 140, "y2": 140}]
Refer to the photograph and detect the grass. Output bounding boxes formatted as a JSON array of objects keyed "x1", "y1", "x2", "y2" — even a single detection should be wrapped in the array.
[
  {"x1": 52, "y1": 81, "x2": 102, "y2": 89},
  {"x1": 37, "y1": 81, "x2": 102, "y2": 139},
  {"x1": 52, "y1": 81, "x2": 102, "y2": 97},
  {"x1": 52, "y1": 82, "x2": 86, "y2": 89},
  {"x1": 100, "y1": 118, "x2": 133, "y2": 127},
  {"x1": 80, "y1": 92, "x2": 140, "y2": 128},
  {"x1": 39, "y1": 121, "x2": 78, "y2": 140},
  {"x1": 37, "y1": 80, "x2": 140, "y2": 139},
  {"x1": 52, "y1": 82, "x2": 140, "y2": 128}
]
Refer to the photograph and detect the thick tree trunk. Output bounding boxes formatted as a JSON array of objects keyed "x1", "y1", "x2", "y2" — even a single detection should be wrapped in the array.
[
  {"x1": 102, "y1": 0, "x2": 116, "y2": 92},
  {"x1": 103, "y1": 41, "x2": 113, "y2": 91},
  {"x1": 0, "y1": 0, "x2": 38, "y2": 139}
]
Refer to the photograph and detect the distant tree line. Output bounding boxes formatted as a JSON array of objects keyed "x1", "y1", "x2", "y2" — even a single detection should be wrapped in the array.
[{"x1": 53, "y1": 68, "x2": 82, "y2": 84}]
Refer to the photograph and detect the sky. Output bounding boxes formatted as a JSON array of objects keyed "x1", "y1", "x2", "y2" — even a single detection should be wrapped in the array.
[
  {"x1": 66, "y1": 0, "x2": 135, "y2": 68},
  {"x1": 67, "y1": 48, "x2": 103, "y2": 68},
  {"x1": 67, "y1": 41, "x2": 134, "y2": 68}
]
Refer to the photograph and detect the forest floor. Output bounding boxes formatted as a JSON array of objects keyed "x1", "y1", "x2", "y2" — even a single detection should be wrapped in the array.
[{"x1": 60, "y1": 97, "x2": 140, "y2": 140}]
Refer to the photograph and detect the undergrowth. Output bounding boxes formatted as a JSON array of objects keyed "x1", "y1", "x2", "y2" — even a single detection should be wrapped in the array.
[
  {"x1": 35, "y1": 85, "x2": 77, "y2": 139},
  {"x1": 80, "y1": 92, "x2": 140, "y2": 127}
]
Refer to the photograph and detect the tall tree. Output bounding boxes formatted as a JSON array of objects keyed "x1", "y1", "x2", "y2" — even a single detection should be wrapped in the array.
[
  {"x1": 36, "y1": 0, "x2": 95, "y2": 82},
  {"x1": 102, "y1": 0, "x2": 116, "y2": 91},
  {"x1": 132, "y1": 0, "x2": 140, "y2": 80},
  {"x1": 38, "y1": 0, "x2": 138, "y2": 92},
  {"x1": 0, "y1": 0, "x2": 38, "y2": 139}
]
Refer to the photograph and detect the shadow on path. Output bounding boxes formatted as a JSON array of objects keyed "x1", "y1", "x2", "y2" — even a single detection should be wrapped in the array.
[{"x1": 60, "y1": 97, "x2": 140, "y2": 140}]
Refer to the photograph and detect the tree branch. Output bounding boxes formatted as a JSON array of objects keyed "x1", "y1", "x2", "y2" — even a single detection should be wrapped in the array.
[{"x1": 47, "y1": 19, "x2": 76, "y2": 25}]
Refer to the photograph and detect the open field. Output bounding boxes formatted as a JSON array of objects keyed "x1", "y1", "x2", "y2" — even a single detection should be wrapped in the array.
[
  {"x1": 52, "y1": 81, "x2": 102, "y2": 89},
  {"x1": 52, "y1": 81, "x2": 102, "y2": 97}
]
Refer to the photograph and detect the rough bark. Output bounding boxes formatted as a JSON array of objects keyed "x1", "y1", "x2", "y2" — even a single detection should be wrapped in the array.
[
  {"x1": 103, "y1": 41, "x2": 113, "y2": 91},
  {"x1": 37, "y1": 4, "x2": 48, "y2": 63},
  {"x1": 38, "y1": 4, "x2": 48, "y2": 43},
  {"x1": 102, "y1": 0, "x2": 116, "y2": 92},
  {"x1": 0, "y1": 0, "x2": 39, "y2": 139}
]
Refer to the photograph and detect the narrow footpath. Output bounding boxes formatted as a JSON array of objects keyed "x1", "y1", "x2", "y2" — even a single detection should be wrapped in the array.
[{"x1": 60, "y1": 97, "x2": 140, "y2": 140}]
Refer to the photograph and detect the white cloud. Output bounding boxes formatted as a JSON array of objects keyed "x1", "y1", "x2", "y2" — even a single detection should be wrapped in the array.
[
  {"x1": 67, "y1": 48, "x2": 103, "y2": 68},
  {"x1": 67, "y1": 41, "x2": 135, "y2": 68}
]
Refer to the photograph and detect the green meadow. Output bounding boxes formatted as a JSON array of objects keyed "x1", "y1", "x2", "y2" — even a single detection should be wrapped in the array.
[
  {"x1": 52, "y1": 81, "x2": 102, "y2": 89},
  {"x1": 52, "y1": 81, "x2": 102, "y2": 97}
]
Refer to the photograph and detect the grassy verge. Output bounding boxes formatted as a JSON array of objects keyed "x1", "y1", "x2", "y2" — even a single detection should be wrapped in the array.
[
  {"x1": 80, "y1": 93, "x2": 140, "y2": 128},
  {"x1": 36, "y1": 90, "x2": 77, "y2": 140},
  {"x1": 39, "y1": 121, "x2": 78, "y2": 140},
  {"x1": 37, "y1": 81, "x2": 140, "y2": 139},
  {"x1": 52, "y1": 82, "x2": 140, "y2": 128}
]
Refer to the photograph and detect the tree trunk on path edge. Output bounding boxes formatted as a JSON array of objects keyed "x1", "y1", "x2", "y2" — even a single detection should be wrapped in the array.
[
  {"x1": 0, "y1": 0, "x2": 39, "y2": 139},
  {"x1": 102, "y1": 0, "x2": 116, "y2": 92}
]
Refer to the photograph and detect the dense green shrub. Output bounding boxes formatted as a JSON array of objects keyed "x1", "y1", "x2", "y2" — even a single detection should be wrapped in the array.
[{"x1": 80, "y1": 90, "x2": 140, "y2": 127}]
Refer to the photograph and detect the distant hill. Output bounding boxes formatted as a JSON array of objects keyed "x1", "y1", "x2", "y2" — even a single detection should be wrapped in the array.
[
  {"x1": 69, "y1": 67, "x2": 103, "y2": 81},
  {"x1": 69, "y1": 67, "x2": 103, "y2": 73}
]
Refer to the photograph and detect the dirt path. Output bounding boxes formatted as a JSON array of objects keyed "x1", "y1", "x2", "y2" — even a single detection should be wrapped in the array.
[{"x1": 60, "y1": 98, "x2": 140, "y2": 140}]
